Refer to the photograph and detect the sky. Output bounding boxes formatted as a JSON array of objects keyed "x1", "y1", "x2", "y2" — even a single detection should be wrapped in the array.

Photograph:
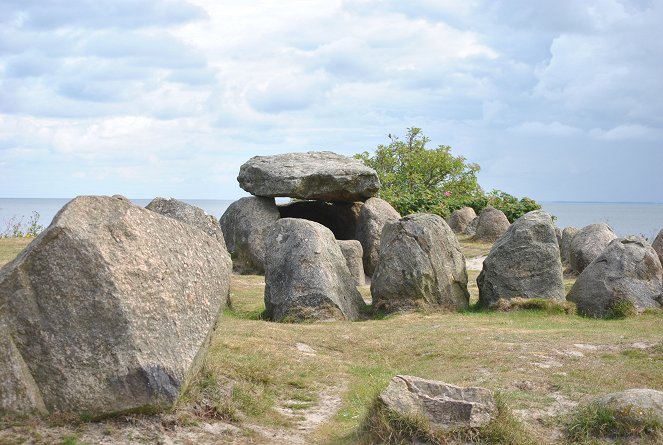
[{"x1": 0, "y1": 0, "x2": 662, "y2": 202}]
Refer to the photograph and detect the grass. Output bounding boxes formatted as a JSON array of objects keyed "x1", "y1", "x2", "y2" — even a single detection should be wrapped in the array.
[
  {"x1": 0, "y1": 237, "x2": 32, "y2": 267},
  {"x1": 456, "y1": 233, "x2": 493, "y2": 258},
  {"x1": 2, "y1": 237, "x2": 663, "y2": 444}
]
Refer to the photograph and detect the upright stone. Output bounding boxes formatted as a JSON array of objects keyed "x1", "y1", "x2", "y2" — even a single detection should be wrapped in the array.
[
  {"x1": 447, "y1": 207, "x2": 477, "y2": 234},
  {"x1": 555, "y1": 226, "x2": 563, "y2": 247},
  {"x1": 567, "y1": 236, "x2": 663, "y2": 318},
  {"x1": 477, "y1": 211, "x2": 564, "y2": 307},
  {"x1": 560, "y1": 227, "x2": 579, "y2": 265},
  {"x1": 371, "y1": 213, "x2": 469, "y2": 312},
  {"x1": 146, "y1": 197, "x2": 226, "y2": 246},
  {"x1": 277, "y1": 200, "x2": 363, "y2": 240},
  {"x1": 355, "y1": 197, "x2": 400, "y2": 276},
  {"x1": 264, "y1": 219, "x2": 365, "y2": 322},
  {"x1": 569, "y1": 223, "x2": 617, "y2": 274},
  {"x1": 337, "y1": 240, "x2": 365, "y2": 286},
  {"x1": 238, "y1": 151, "x2": 380, "y2": 201},
  {"x1": 0, "y1": 196, "x2": 231, "y2": 416},
  {"x1": 473, "y1": 207, "x2": 510, "y2": 242},
  {"x1": 653, "y1": 229, "x2": 663, "y2": 266},
  {"x1": 219, "y1": 196, "x2": 280, "y2": 274},
  {"x1": 464, "y1": 217, "x2": 479, "y2": 236}
]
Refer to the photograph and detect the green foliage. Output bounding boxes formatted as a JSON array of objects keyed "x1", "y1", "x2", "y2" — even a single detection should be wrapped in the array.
[
  {"x1": 356, "y1": 129, "x2": 542, "y2": 222},
  {"x1": 606, "y1": 297, "x2": 638, "y2": 320},
  {"x1": 1, "y1": 211, "x2": 43, "y2": 238},
  {"x1": 565, "y1": 401, "x2": 663, "y2": 442}
]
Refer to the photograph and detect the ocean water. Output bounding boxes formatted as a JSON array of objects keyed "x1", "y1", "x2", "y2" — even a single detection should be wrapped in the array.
[{"x1": 1, "y1": 198, "x2": 662, "y2": 241}]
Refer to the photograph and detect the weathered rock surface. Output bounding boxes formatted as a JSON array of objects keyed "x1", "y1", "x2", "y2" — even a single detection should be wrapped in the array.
[
  {"x1": 653, "y1": 229, "x2": 663, "y2": 266},
  {"x1": 560, "y1": 227, "x2": 579, "y2": 265},
  {"x1": 0, "y1": 196, "x2": 232, "y2": 416},
  {"x1": 219, "y1": 196, "x2": 280, "y2": 274},
  {"x1": 355, "y1": 197, "x2": 400, "y2": 276},
  {"x1": 264, "y1": 218, "x2": 365, "y2": 321},
  {"x1": 567, "y1": 236, "x2": 663, "y2": 318},
  {"x1": 238, "y1": 151, "x2": 380, "y2": 201},
  {"x1": 146, "y1": 197, "x2": 226, "y2": 246},
  {"x1": 477, "y1": 211, "x2": 565, "y2": 307},
  {"x1": 555, "y1": 226, "x2": 563, "y2": 247},
  {"x1": 277, "y1": 200, "x2": 362, "y2": 240},
  {"x1": 464, "y1": 216, "x2": 479, "y2": 236},
  {"x1": 592, "y1": 389, "x2": 663, "y2": 427},
  {"x1": 337, "y1": 240, "x2": 365, "y2": 286},
  {"x1": 371, "y1": 213, "x2": 469, "y2": 312},
  {"x1": 447, "y1": 207, "x2": 477, "y2": 234},
  {"x1": 378, "y1": 375, "x2": 497, "y2": 432},
  {"x1": 569, "y1": 223, "x2": 617, "y2": 274},
  {"x1": 473, "y1": 207, "x2": 510, "y2": 242}
]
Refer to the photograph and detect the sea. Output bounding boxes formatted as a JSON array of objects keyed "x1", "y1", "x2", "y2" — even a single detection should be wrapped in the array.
[{"x1": 1, "y1": 198, "x2": 662, "y2": 241}]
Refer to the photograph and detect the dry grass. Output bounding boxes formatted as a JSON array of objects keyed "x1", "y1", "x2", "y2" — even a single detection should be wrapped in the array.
[
  {"x1": 456, "y1": 233, "x2": 493, "y2": 258},
  {"x1": 0, "y1": 237, "x2": 32, "y2": 267}
]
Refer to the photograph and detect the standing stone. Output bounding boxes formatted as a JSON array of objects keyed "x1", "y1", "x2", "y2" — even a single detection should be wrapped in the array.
[
  {"x1": 554, "y1": 226, "x2": 563, "y2": 247},
  {"x1": 337, "y1": 240, "x2": 365, "y2": 287},
  {"x1": 567, "y1": 236, "x2": 663, "y2": 318},
  {"x1": 560, "y1": 227, "x2": 579, "y2": 265},
  {"x1": 371, "y1": 213, "x2": 469, "y2": 312},
  {"x1": 277, "y1": 200, "x2": 363, "y2": 240},
  {"x1": 464, "y1": 216, "x2": 479, "y2": 236},
  {"x1": 447, "y1": 207, "x2": 477, "y2": 234},
  {"x1": 653, "y1": 229, "x2": 663, "y2": 266},
  {"x1": 355, "y1": 197, "x2": 400, "y2": 276},
  {"x1": 477, "y1": 211, "x2": 564, "y2": 307},
  {"x1": 219, "y1": 196, "x2": 280, "y2": 274},
  {"x1": 264, "y1": 219, "x2": 365, "y2": 322},
  {"x1": 0, "y1": 196, "x2": 231, "y2": 416},
  {"x1": 378, "y1": 375, "x2": 497, "y2": 432},
  {"x1": 569, "y1": 223, "x2": 617, "y2": 274},
  {"x1": 238, "y1": 151, "x2": 380, "y2": 201},
  {"x1": 146, "y1": 197, "x2": 226, "y2": 246},
  {"x1": 473, "y1": 207, "x2": 510, "y2": 242}
]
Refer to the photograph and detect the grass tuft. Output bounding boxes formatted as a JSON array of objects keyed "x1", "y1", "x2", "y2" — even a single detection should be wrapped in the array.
[
  {"x1": 491, "y1": 298, "x2": 577, "y2": 315},
  {"x1": 565, "y1": 401, "x2": 663, "y2": 442},
  {"x1": 605, "y1": 297, "x2": 638, "y2": 319}
]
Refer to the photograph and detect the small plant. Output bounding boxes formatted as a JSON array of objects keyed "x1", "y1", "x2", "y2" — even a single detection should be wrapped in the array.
[
  {"x1": 0, "y1": 211, "x2": 43, "y2": 238},
  {"x1": 565, "y1": 402, "x2": 663, "y2": 442},
  {"x1": 606, "y1": 297, "x2": 638, "y2": 319}
]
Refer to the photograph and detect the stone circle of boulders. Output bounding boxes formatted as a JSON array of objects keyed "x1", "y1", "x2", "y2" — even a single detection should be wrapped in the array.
[
  {"x1": 371, "y1": 213, "x2": 469, "y2": 312},
  {"x1": 355, "y1": 197, "x2": 401, "y2": 276},
  {"x1": 447, "y1": 207, "x2": 477, "y2": 234},
  {"x1": 567, "y1": 236, "x2": 663, "y2": 318},
  {"x1": 378, "y1": 375, "x2": 497, "y2": 432},
  {"x1": 264, "y1": 219, "x2": 365, "y2": 322},
  {"x1": 477, "y1": 211, "x2": 564, "y2": 308},
  {"x1": 0, "y1": 196, "x2": 231, "y2": 416},
  {"x1": 560, "y1": 227, "x2": 579, "y2": 265},
  {"x1": 146, "y1": 197, "x2": 226, "y2": 246},
  {"x1": 473, "y1": 206, "x2": 510, "y2": 242},
  {"x1": 337, "y1": 240, "x2": 365, "y2": 286},
  {"x1": 653, "y1": 229, "x2": 663, "y2": 266},
  {"x1": 569, "y1": 223, "x2": 617, "y2": 274},
  {"x1": 591, "y1": 389, "x2": 663, "y2": 428}
]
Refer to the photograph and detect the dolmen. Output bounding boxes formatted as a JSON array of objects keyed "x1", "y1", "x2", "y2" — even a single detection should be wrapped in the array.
[{"x1": 0, "y1": 196, "x2": 232, "y2": 417}]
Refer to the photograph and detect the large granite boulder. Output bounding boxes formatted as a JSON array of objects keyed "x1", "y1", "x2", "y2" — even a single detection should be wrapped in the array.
[
  {"x1": 355, "y1": 197, "x2": 400, "y2": 276},
  {"x1": 371, "y1": 213, "x2": 469, "y2": 312},
  {"x1": 567, "y1": 236, "x2": 663, "y2": 318},
  {"x1": 0, "y1": 196, "x2": 231, "y2": 416},
  {"x1": 473, "y1": 207, "x2": 510, "y2": 242},
  {"x1": 560, "y1": 227, "x2": 579, "y2": 265},
  {"x1": 653, "y1": 229, "x2": 663, "y2": 266},
  {"x1": 238, "y1": 151, "x2": 380, "y2": 201},
  {"x1": 447, "y1": 207, "x2": 477, "y2": 234},
  {"x1": 337, "y1": 240, "x2": 365, "y2": 287},
  {"x1": 277, "y1": 200, "x2": 362, "y2": 240},
  {"x1": 569, "y1": 223, "x2": 617, "y2": 274},
  {"x1": 378, "y1": 375, "x2": 497, "y2": 432},
  {"x1": 219, "y1": 196, "x2": 280, "y2": 274},
  {"x1": 146, "y1": 197, "x2": 225, "y2": 246},
  {"x1": 591, "y1": 389, "x2": 663, "y2": 428},
  {"x1": 477, "y1": 211, "x2": 565, "y2": 307},
  {"x1": 264, "y1": 218, "x2": 365, "y2": 322}
]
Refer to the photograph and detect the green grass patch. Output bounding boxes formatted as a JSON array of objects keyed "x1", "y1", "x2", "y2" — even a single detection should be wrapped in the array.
[{"x1": 565, "y1": 401, "x2": 663, "y2": 442}]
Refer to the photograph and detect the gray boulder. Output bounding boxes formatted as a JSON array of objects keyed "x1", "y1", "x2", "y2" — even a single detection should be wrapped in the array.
[
  {"x1": 337, "y1": 240, "x2": 365, "y2": 286},
  {"x1": 264, "y1": 218, "x2": 365, "y2": 322},
  {"x1": 378, "y1": 375, "x2": 497, "y2": 432},
  {"x1": 567, "y1": 236, "x2": 663, "y2": 318},
  {"x1": 371, "y1": 213, "x2": 469, "y2": 312},
  {"x1": 0, "y1": 195, "x2": 231, "y2": 416},
  {"x1": 355, "y1": 197, "x2": 400, "y2": 276},
  {"x1": 219, "y1": 196, "x2": 280, "y2": 274},
  {"x1": 560, "y1": 227, "x2": 579, "y2": 265},
  {"x1": 473, "y1": 207, "x2": 510, "y2": 242},
  {"x1": 477, "y1": 211, "x2": 565, "y2": 307},
  {"x1": 653, "y1": 229, "x2": 663, "y2": 266},
  {"x1": 146, "y1": 197, "x2": 225, "y2": 246},
  {"x1": 238, "y1": 151, "x2": 380, "y2": 202},
  {"x1": 464, "y1": 216, "x2": 479, "y2": 236},
  {"x1": 569, "y1": 223, "x2": 617, "y2": 274},
  {"x1": 555, "y1": 226, "x2": 563, "y2": 247},
  {"x1": 277, "y1": 200, "x2": 362, "y2": 240},
  {"x1": 447, "y1": 207, "x2": 477, "y2": 234},
  {"x1": 592, "y1": 389, "x2": 663, "y2": 428}
]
